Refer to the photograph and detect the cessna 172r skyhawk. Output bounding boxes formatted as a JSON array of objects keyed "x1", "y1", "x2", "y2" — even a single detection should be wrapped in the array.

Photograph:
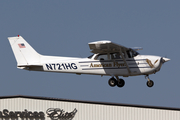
[{"x1": 8, "y1": 36, "x2": 170, "y2": 88}]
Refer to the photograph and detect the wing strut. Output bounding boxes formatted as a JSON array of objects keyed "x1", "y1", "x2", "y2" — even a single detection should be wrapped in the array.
[{"x1": 119, "y1": 49, "x2": 131, "y2": 74}]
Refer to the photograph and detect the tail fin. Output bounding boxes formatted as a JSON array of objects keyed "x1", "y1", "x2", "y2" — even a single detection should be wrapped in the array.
[{"x1": 8, "y1": 36, "x2": 41, "y2": 67}]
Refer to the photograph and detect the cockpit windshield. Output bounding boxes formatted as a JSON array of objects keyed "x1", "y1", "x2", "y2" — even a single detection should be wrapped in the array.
[{"x1": 126, "y1": 49, "x2": 139, "y2": 58}]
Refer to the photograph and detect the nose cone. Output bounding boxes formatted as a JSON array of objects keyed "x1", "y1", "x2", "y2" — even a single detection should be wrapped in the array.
[{"x1": 162, "y1": 57, "x2": 170, "y2": 63}]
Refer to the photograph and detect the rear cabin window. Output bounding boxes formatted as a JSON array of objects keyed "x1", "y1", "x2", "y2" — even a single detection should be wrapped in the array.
[
  {"x1": 95, "y1": 51, "x2": 138, "y2": 60},
  {"x1": 96, "y1": 54, "x2": 108, "y2": 60},
  {"x1": 96, "y1": 53, "x2": 122, "y2": 60},
  {"x1": 110, "y1": 53, "x2": 121, "y2": 59},
  {"x1": 88, "y1": 54, "x2": 94, "y2": 59}
]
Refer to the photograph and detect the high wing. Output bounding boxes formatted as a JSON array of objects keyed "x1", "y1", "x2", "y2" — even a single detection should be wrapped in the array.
[{"x1": 88, "y1": 40, "x2": 129, "y2": 54}]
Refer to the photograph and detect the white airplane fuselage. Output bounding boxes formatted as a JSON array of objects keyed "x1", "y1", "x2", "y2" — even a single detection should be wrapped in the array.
[
  {"x1": 8, "y1": 36, "x2": 170, "y2": 87},
  {"x1": 25, "y1": 54, "x2": 165, "y2": 77}
]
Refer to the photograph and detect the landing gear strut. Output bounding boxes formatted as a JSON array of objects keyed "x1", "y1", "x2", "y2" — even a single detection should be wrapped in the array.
[
  {"x1": 108, "y1": 76, "x2": 125, "y2": 88},
  {"x1": 145, "y1": 75, "x2": 154, "y2": 87}
]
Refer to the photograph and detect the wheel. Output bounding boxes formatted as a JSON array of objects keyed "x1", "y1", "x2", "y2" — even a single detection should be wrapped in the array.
[
  {"x1": 147, "y1": 80, "x2": 154, "y2": 87},
  {"x1": 108, "y1": 78, "x2": 117, "y2": 87},
  {"x1": 117, "y1": 79, "x2": 125, "y2": 87}
]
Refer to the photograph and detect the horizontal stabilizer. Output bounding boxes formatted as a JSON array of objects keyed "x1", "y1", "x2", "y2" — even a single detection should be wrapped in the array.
[{"x1": 17, "y1": 64, "x2": 43, "y2": 67}]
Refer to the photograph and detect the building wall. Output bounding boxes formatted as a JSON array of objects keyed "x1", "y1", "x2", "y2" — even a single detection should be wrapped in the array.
[{"x1": 0, "y1": 97, "x2": 180, "y2": 120}]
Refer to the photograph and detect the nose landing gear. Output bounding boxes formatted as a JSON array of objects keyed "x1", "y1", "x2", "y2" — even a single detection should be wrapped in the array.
[
  {"x1": 145, "y1": 75, "x2": 154, "y2": 87},
  {"x1": 108, "y1": 76, "x2": 125, "y2": 88}
]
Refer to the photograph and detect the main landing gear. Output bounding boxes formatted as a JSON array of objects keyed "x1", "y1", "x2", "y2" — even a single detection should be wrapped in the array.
[
  {"x1": 108, "y1": 75, "x2": 154, "y2": 88},
  {"x1": 108, "y1": 76, "x2": 125, "y2": 88},
  {"x1": 145, "y1": 75, "x2": 154, "y2": 87}
]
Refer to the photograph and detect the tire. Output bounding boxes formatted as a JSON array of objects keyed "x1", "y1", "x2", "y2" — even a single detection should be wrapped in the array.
[
  {"x1": 117, "y1": 79, "x2": 125, "y2": 87},
  {"x1": 147, "y1": 80, "x2": 154, "y2": 87},
  {"x1": 108, "y1": 78, "x2": 117, "y2": 87}
]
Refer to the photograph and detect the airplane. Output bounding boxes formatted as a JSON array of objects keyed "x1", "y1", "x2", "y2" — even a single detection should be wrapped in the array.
[{"x1": 8, "y1": 35, "x2": 170, "y2": 88}]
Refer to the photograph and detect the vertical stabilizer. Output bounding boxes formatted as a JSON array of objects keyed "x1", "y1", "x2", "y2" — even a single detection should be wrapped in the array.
[{"x1": 8, "y1": 36, "x2": 41, "y2": 67}]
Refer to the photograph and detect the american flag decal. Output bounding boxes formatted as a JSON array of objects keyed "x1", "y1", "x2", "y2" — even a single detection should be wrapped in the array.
[{"x1": 18, "y1": 43, "x2": 26, "y2": 48}]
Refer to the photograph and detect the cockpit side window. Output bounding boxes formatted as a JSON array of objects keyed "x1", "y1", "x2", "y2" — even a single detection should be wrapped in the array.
[
  {"x1": 126, "y1": 49, "x2": 139, "y2": 58},
  {"x1": 132, "y1": 50, "x2": 139, "y2": 57},
  {"x1": 126, "y1": 50, "x2": 133, "y2": 58}
]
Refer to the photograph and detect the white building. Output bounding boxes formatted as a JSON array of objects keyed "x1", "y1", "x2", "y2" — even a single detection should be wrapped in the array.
[{"x1": 0, "y1": 95, "x2": 179, "y2": 120}]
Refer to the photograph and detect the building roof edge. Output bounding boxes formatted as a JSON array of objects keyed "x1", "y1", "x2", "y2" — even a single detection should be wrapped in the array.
[{"x1": 0, "y1": 95, "x2": 179, "y2": 111}]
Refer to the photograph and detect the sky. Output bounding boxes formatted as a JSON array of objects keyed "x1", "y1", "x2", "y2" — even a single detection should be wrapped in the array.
[{"x1": 0, "y1": 1, "x2": 180, "y2": 108}]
